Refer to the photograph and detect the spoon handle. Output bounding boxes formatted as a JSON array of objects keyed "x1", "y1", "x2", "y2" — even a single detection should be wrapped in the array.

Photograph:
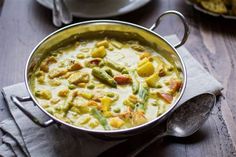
[
  {"x1": 130, "y1": 132, "x2": 167, "y2": 157},
  {"x1": 52, "y1": 0, "x2": 62, "y2": 27},
  {"x1": 57, "y1": 0, "x2": 72, "y2": 24}
]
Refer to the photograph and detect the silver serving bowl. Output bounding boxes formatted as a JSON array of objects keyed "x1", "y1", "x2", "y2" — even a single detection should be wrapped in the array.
[{"x1": 11, "y1": 10, "x2": 189, "y2": 139}]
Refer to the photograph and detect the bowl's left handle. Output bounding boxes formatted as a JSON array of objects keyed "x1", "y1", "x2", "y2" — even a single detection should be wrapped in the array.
[
  {"x1": 149, "y1": 10, "x2": 190, "y2": 49},
  {"x1": 11, "y1": 95, "x2": 54, "y2": 127}
]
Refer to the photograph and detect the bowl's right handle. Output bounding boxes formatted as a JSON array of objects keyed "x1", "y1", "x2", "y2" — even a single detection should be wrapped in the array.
[
  {"x1": 11, "y1": 95, "x2": 54, "y2": 127},
  {"x1": 149, "y1": 10, "x2": 190, "y2": 49}
]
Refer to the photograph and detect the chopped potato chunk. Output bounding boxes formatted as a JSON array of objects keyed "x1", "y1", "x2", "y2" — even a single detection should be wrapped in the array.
[
  {"x1": 145, "y1": 73, "x2": 159, "y2": 87},
  {"x1": 137, "y1": 61, "x2": 155, "y2": 77},
  {"x1": 110, "y1": 117, "x2": 125, "y2": 128},
  {"x1": 91, "y1": 46, "x2": 106, "y2": 58},
  {"x1": 132, "y1": 112, "x2": 147, "y2": 126}
]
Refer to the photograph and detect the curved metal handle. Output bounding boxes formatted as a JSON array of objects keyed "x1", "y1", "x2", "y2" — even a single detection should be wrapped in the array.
[
  {"x1": 150, "y1": 10, "x2": 190, "y2": 48},
  {"x1": 11, "y1": 95, "x2": 54, "y2": 127}
]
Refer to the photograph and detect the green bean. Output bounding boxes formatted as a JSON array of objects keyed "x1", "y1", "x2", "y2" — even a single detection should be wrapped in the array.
[
  {"x1": 138, "y1": 83, "x2": 149, "y2": 101},
  {"x1": 92, "y1": 67, "x2": 117, "y2": 87},
  {"x1": 104, "y1": 67, "x2": 113, "y2": 77},
  {"x1": 104, "y1": 59, "x2": 126, "y2": 72},
  {"x1": 135, "y1": 83, "x2": 149, "y2": 111},
  {"x1": 129, "y1": 70, "x2": 140, "y2": 94},
  {"x1": 91, "y1": 108, "x2": 110, "y2": 130}
]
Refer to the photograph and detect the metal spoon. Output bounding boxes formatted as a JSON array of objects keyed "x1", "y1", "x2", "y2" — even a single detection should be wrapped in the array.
[
  {"x1": 130, "y1": 93, "x2": 216, "y2": 156},
  {"x1": 99, "y1": 93, "x2": 216, "y2": 157}
]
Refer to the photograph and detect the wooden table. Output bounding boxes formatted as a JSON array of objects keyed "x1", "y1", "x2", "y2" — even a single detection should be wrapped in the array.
[{"x1": 0, "y1": 0, "x2": 236, "y2": 156}]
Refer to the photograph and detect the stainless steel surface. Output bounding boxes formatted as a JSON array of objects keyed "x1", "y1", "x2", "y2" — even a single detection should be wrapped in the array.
[
  {"x1": 52, "y1": 0, "x2": 62, "y2": 27},
  {"x1": 131, "y1": 93, "x2": 216, "y2": 156},
  {"x1": 12, "y1": 11, "x2": 188, "y2": 138},
  {"x1": 57, "y1": 0, "x2": 72, "y2": 24},
  {"x1": 11, "y1": 95, "x2": 54, "y2": 127},
  {"x1": 150, "y1": 10, "x2": 190, "y2": 48}
]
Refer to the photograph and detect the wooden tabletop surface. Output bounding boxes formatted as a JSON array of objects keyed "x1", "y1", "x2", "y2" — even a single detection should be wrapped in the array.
[{"x1": 1, "y1": 0, "x2": 236, "y2": 156}]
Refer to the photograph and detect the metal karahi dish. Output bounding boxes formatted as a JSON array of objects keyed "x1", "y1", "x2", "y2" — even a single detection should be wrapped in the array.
[{"x1": 11, "y1": 10, "x2": 189, "y2": 139}]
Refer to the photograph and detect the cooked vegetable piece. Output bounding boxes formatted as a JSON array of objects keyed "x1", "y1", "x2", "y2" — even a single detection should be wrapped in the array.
[
  {"x1": 91, "y1": 46, "x2": 107, "y2": 58},
  {"x1": 68, "y1": 60, "x2": 83, "y2": 71},
  {"x1": 79, "y1": 116, "x2": 91, "y2": 125},
  {"x1": 40, "y1": 56, "x2": 57, "y2": 72},
  {"x1": 68, "y1": 84, "x2": 76, "y2": 90},
  {"x1": 138, "y1": 58, "x2": 149, "y2": 67},
  {"x1": 91, "y1": 108, "x2": 110, "y2": 130},
  {"x1": 157, "y1": 92, "x2": 173, "y2": 104},
  {"x1": 68, "y1": 72, "x2": 90, "y2": 84},
  {"x1": 104, "y1": 68, "x2": 113, "y2": 77},
  {"x1": 114, "y1": 75, "x2": 132, "y2": 85},
  {"x1": 89, "y1": 119, "x2": 99, "y2": 128},
  {"x1": 50, "y1": 98, "x2": 60, "y2": 104},
  {"x1": 87, "y1": 84, "x2": 95, "y2": 89},
  {"x1": 110, "y1": 40, "x2": 123, "y2": 49},
  {"x1": 145, "y1": 72, "x2": 159, "y2": 88},
  {"x1": 104, "y1": 59, "x2": 126, "y2": 72},
  {"x1": 129, "y1": 70, "x2": 140, "y2": 94},
  {"x1": 139, "y1": 52, "x2": 151, "y2": 60},
  {"x1": 132, "y1": 111, "x2": 147, "y2": 126},
  {"x1": 96, "y1": 40, "x2": 109, "y2": 48},
  {"x1": 169, "y1": 79, "x2": 182, "y2": 94},
  {"x1": 131, "y1": 44, "x2": 145, "y2": 52},
  {"x1": 37, "y1": 75, "x2": 45, "y2": 84},
  {"x1": 48, "y1": 79, "x2": 61, "y2": 86},
  {"x1": 200, "y1": 0, "x2": 227, "y2": 14},
  {"x1": 92, "y1": 67, "x2": 117, "y2": 87},
  {"x1": 48, "y1": 68, "x2": 68, "y2": 79},
  {"x1": 137, "y1": 61, "x2": 155, "y2": 77},
  {"x1": 35, "y1": 90, "x2": 52, "y2": 100},
  {"x1": 79, "y1": 92, "x2": 94, "y2": 100},
  {"x1": 76, "y1": 53, "x2": 85, "y2": 59},
  {"x1": 110, "y1": 117, "x2": 125, "y2": 128},
  {"x1": 58, "y1": 88, "x2": 69, "y2": 97},
  {"x1": 136, "y1": 83, "x2": 149, "y2": 111},
  {"x1": 85, "y1": 58, "x2": 103, "y2": 68}
]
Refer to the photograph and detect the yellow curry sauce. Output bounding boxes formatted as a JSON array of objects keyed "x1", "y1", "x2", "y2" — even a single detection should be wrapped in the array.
[{"x1": 32, "y1": 38, "x2": 183, "y2": 130}]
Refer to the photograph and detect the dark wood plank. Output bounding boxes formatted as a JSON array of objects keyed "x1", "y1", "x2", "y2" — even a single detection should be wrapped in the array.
[{"x1": 0, "y1": 0, "x2": 236, "y2": 156}]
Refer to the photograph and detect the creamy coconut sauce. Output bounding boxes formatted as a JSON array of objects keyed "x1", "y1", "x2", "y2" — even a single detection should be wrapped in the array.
[{"x1": 31, "y1": 38, "x2": 183, "y2": 130}]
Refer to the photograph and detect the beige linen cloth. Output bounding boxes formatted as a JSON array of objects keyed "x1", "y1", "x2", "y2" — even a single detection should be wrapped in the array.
[{"x1": 0, "y1": 35, "x2": 223, "y2": 157}]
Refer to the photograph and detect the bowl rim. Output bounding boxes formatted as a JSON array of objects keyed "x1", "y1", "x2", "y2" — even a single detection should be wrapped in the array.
[{"x1": 25, "y1": 20, "x2": 187, "y2": 134}]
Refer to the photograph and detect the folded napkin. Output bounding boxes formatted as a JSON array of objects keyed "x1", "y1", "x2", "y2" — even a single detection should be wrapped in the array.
[{"x1": 1, "y1": 35, "x2": 223, "y2": 157}]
